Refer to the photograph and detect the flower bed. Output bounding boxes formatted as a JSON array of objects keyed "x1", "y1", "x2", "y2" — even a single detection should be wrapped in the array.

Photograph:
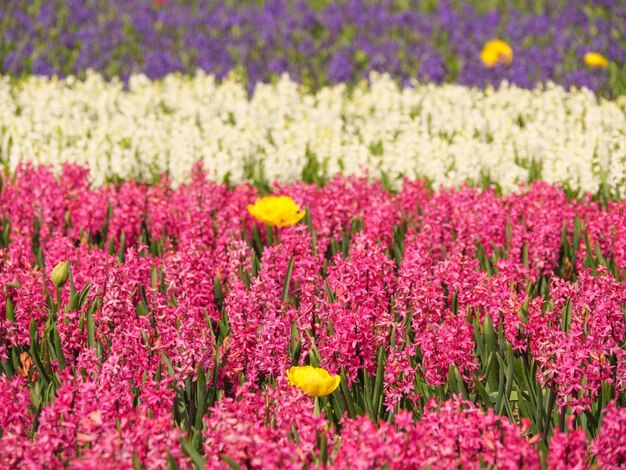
[
  {"x1": 1, "y1": 165, "x2": 625, "y2": 467},
  {"x1": 1, "y1": 0, "x2": 624, "y2": 95},
  {"x1": 1, "y1": 73, "x2": 625, "y2": 192}
]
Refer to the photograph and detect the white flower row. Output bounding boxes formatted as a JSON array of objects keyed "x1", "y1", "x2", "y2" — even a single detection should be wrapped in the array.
[{"x1": 1, "y1": 71, "x2": 625, "y2": 193}]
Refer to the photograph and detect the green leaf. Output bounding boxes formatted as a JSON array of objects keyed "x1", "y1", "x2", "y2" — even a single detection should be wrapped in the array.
[
  {"x1": 503, "y1": 343, "x2": 516, "y2": 409},
  {"x1": 319, "y1": 431, "x2": 328, "y2": 465},
  {"x1": 194, "y1": 364, "x2": 207, "y2": 430},
  {"x1": 208, "y1": 346, "x2": 221, "y2": 408},
  {"x1": 339, "y1": 371, "x2": 357, "y2": 418},
  {"x1": 328, "y1": 390, "x2": 346, "y2": 427},
  {"x1": 52, "y1": 326, "x2": 66, "y2": 371},
  {"x1": 454, "y1": 366, "x2": 469, "y2": 401},
  {"x1": 1, "y1": 217, "x2": 10, "y2": 248},
  {"x1": 494, "y1": 354, "x2": 506, "y2": 414},
  {"x1": 290, "y1": 322, "x2": 302, "y2": 365},
  {"x1": 1, "y1": 353, "x2": 15, "y2": 378},
  {"x1": 251, "y1": 251, "x2": 260, "y2": 277},
  {"x1": 372, "y1": 347, "x2": 385, "y2": 418},
  {"x1": 132, "y1": 453, "x2": 143, "y2": 470},
  {"x1": 213, "y1": 276, "x2": 224, "y2": 311},
  {"x1": 86, "y1": 307, "x2": 95, "y2": 349},
  {"x1": 323, "y1": 280, "x2": 335, "y2": 303},
  {"x1": 303, "y1": 209, "x2": 318, "y2": 251},
  {"x1": 181, "y1": 438, "x2": 206, "y2": 470},
  {"x1": 5, "y1": 297, "x2": 15, "y2": 322},
  {"x1": 221, "y1": 455, "x2": 241, "y2": 470},
  {"x1": 362, "y1": 369, "x2": 375, "y2": 419},
  {"x1": 264, "y1": 224, "x2": 274, "y2": 246},
  {"x1": 118, "y1": 231, "x2": 127, "y2": 263},
  {"x1": 167, "y1": 452, "x2": 179, "y2": 470},
  {"x1": 161, "y1": 353, "x2": 176, "y2": 378},
  {"x1": 483, "y1": 315, "x2": 496, "y2": 355},
  {"x1": 67, "y1": 280, "x2": 90, "y2": 312},
  {"x1": 281, "y1": 254, "x2": 295, "y2": 302},
  {"x1": 473, "y1": 373, "x2": 492, "y2": 405},
  {"x1": 78, "y1": 283, "x2": 91, "y2": 309},
  {"x1": 448, "y1": 365, "x2": 458, "y2": 396},
  {"x1": 29, "y1": 319, "x2": 50, "y2": 386},
  {"x1": 108, "y1": 236, "x2": 116, "y2": 256},
  {"x1": 250, "y1": 223, "x2": 264, "y2": 255}
]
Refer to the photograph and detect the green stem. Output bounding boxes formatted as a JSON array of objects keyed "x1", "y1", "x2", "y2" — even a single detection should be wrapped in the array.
[
  {"x1": 559, "y1": 406, "x2": 567, "y2": 433},
  {"x1": 542, "y1": 387, "x2": 557, "y2": 442},
  {"x1": 55, "y1": 286, "x2": 62, "y2": 313}
]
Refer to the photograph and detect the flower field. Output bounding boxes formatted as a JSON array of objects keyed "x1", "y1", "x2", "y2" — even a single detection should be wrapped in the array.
[
  {"x1": 1, "y1": 73, "x2": 625, "y2": 192},
  {"x1": 2, "y1": 1, "x2": 626, "y2": 469},
  {"x1": 2, "y1": 0, "x2": 626, "y2": 95},
  {"x1": 2, "y1": 167, "x2": 626, "y2": 467}
]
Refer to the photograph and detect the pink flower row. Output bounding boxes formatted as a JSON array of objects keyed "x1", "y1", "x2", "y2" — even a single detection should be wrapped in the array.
[{"x1": 0, "y1": 163, "x2": 625, "y2": 468}]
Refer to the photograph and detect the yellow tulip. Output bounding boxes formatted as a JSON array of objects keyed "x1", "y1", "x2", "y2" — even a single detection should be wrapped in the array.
[
  {"x1": 247, "y1": 195, "x2": 305, "y2": 227},
  {"x1": 480, "y1": 40, "x2": 513, "y2": 68},
  {"x1": 286, "y1": 366, "x2": 341, "y2": 397},
  {"x1": 584, "y1": 52, "x2": 609, "y2": 69}
]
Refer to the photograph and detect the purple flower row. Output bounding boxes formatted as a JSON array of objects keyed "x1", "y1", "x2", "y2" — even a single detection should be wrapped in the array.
[{"x1": 1, "y1": 0, "x2": 624, "y2": 94}]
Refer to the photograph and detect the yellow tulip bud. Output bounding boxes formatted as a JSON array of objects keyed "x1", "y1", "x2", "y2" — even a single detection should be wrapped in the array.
[
  {"x1": 51, "y1": 261, "x2": 70, "y2": 288},
  {"x1": 247, "y1": 195, "x2": 306, "y2": 227},
  {"x1": 286, "y1": 365, "x2": 341, "y2": 397},
  {"x1": 480, "y1": 40, "x2": 513, "y2": 68},
  {"x1": 584, "y1": 52, "x2": 609, "y2": 69}
]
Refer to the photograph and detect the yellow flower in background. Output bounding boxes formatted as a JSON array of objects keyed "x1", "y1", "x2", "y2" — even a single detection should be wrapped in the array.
[
  {"x1": 287, "y1": 366, "x2": 341, "y2": 397},
  {"x1": 480, "y1": 40, "x2": 513, "y2": 68},
  {"x1": 247, "y1": 195, "x2": 305, "y2": 227},
  {"x1": 584, "y1": 52, "x2": 609, "y2": 69}
]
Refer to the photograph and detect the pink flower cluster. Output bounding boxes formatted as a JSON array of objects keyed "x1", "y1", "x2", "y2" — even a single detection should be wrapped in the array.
[
  {"x1": 335, "y1": 397, "x2": 540, "y2": 469},
  {"x1": 1, "y1": 164, "x2": 625, "y2": 467}
]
